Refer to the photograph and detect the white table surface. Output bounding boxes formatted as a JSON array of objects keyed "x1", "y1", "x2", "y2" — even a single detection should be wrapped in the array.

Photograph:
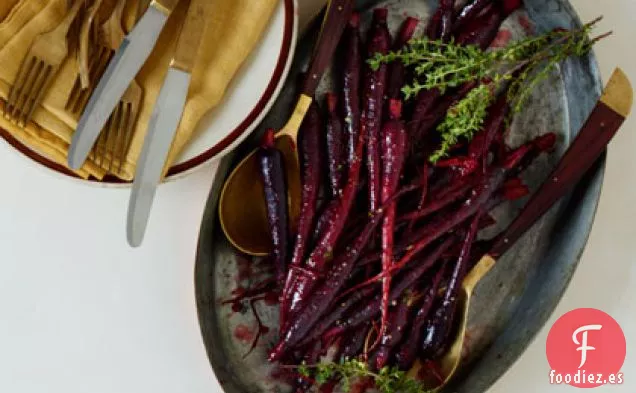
[{"x1": 0, "y1": 1, "x2": 633, "y2": 392}]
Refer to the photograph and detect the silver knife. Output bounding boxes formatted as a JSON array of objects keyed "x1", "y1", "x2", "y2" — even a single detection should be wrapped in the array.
[
  {"x1": 127, "y1": 0, "x2": 207, "y2": 247},
  {"x1": 68, "y1": 0, "x2": 180, "y2": 170}
]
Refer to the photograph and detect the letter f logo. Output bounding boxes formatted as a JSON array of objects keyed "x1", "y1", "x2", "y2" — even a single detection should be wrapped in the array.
[{"x1": 572, "y1": 324, "x2": 603, "y2": 368}]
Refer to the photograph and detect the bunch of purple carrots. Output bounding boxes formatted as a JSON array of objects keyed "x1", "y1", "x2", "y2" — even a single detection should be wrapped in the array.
[{"x1": 252, "y1": 0, "x2": 558, "y2": 389}]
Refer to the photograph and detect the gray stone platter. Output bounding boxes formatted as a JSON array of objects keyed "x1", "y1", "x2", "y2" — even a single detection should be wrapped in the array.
[{"x1": 195, "y1": 1, "x2": 604, "y2": 392}]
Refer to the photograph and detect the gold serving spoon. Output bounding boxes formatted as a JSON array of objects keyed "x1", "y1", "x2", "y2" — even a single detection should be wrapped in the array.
[
  {"x1": 218, "y1": 0, "x2": 355, "y2": 256},
  {"x1": 412, "y1": 67, "x2": 632, "y2": 391}
]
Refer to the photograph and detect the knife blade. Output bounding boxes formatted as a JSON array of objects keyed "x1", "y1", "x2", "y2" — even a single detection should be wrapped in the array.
[
  {"x1": 127, "y1": 0, "x2": 207, "y2": 247},
  {"x1": 68, "y1": 0, "x2": 180, "y2": 170}
]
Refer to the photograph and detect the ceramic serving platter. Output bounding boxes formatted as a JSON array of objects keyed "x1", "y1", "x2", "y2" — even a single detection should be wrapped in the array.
[{"x1": 194, "y1": 0, "x2": 604, "y2": 392}]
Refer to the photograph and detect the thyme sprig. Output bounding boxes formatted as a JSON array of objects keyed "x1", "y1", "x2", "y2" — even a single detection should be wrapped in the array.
[
  {"x1": 369, "y1": 16, "x2": 610, "y2": 162},
  {"x1": 295, "y1": 359, "x2": 433, "y2": 393}
]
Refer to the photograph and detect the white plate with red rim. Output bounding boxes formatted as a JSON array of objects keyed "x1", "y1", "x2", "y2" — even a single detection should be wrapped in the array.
[{"x1": 0, "y1": 0, "x2": 299, "y2": 187}]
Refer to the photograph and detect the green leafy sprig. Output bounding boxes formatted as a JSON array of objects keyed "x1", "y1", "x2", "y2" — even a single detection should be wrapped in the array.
[
  {"x1": 369, "y1": 16, "x2": 610, "y2": 162},
  {"x1": 296, "y1": 359, "x2": 433, "y2": 393}
]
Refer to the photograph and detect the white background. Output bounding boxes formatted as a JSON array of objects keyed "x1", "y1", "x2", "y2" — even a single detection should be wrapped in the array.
[{"x1": 0, "y1": 0, "x2": 633, "y2": 392}]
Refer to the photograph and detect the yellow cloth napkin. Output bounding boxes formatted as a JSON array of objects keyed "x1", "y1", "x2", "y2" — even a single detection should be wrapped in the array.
[
  {"x1": 0, "y1": 0, "x2": 278, "y2": 180},
  {"x1": 0, "y1": 0, "x2": 22, "y2": 26}
]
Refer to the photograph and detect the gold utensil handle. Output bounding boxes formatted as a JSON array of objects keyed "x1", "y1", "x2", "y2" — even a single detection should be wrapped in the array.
[
  {"x1": 489, "y1": 68, "x2": 632, "y2": 258},
  {"x1": 150, "y1": 0, "x2": 180, "y2": 16},
  {"x1": 170, "y1": 0, "x2": 207, "y2": 72},
  {"x1": 136, "y1": 0, "x2": 153, "y2": 22},
  {"x1": 57, "y1": 0, "x2": 83, "y2": 35}
]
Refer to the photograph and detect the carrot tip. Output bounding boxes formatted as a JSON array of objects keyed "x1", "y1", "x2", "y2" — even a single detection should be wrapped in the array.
[
  {"x1": 534, "y1": 132, "x2": 557, "y2": 151},
  {"x1": 262, "y1": 128, "x2": 276, "y2": 148},
  {"x1": 349, "y1": 12, "x2": 360, "y2": 27},
  {"x1": 373, "y1": 8, "x2": 389, "y2": 21},
  {"x1": 389, "y1": 99, "x2": 403, "y2": 119},
  {"x1": 501, "y1": 0, "x2": 523, "y2": 15},
  {"x1": 399, "y1": 17, "x2": 420, "y2": 43},
  {"x1": 326, "y1": 93, "x2": 338, "y2": 113}
]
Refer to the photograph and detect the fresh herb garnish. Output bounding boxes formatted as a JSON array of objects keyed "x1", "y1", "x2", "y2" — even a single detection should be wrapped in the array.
[
  {"x1": 369, "y1": 16, "x2": 610, "y2": 162},
  {"x1": 295, "y1": 359, "x2": 434, "y2": 393}
]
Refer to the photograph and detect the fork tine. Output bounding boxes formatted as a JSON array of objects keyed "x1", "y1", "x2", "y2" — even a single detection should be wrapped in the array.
[
  {"x1": 89, "y1": 140, "x2": 96, "y2": 161},
  {"x1": 95, "y1": 116, "x2": 110, "y2": 167},
  {"x1": 66, "y1": 48, "x2": 96, "y2": 113},
  {"x1": 82, "y1": 47, "x2": 111, "y2": 108},
  {"x1": 73, "y1": 46, "x2": 112, "y2": 115},
  {"x1": 5, "y1": 57, "x2": 36, "y2": 119},
  {"x1": 18, "y1": 62, "x2": 49, "y2": 126},
  {"x1": 112, "y1": 102, "x2": 127, "y2": 174},
  {"x1": 23, "y1": 64, "x2": 57, "y2": 126},
  {"x1": 9, "y1": 60, "x2": 44, "y2": 124},
  {"x1": 121, "y1": 102, "x2": 136, "y2": 173},
  {"x1": 93, "y1": 102, "x2": 124, "y2": 173},
  {"x1": 106, "y1": 104, "x2": 124, "y2": 173},
  {"x1": 67, "y1": 45, "x2": 104, "y2": 114},
  {"x1": 117, "y1": 102, "x2": 133, "y2": 174}
]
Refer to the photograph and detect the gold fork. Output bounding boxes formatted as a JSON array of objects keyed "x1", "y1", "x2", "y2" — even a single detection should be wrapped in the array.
[
  {"x1": 67, "y1": 0, "x2": 151, "y2": 116},
  {"x1": 90, "y1": 0, "x2": 143, "y2": 174},
  {"x1": 78, "y1": 0, "x2": 104, "y2": 90},
  {"x1": 4, "y1": 0, "x2": 83, "y2": 127},
  {"x1": 66, "y1": 0, "x2": 108, "y2": 115}
]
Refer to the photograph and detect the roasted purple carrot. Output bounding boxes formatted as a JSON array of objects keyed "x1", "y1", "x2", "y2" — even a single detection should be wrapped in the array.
[
  {"x1": 407, "y1": 0, "x2": 458, "y2": 141},
  {"x1": 379, "y1": 99, "x2": 407, "y2": 340},
  {"x1": 371, "y1": 290, "x2": 418, "y2": 370},
  {"x1": 439, "y1": 0, "x2": 456, "y2": 41},
  {"x1": 294, "y1": 340, "x2": 324, "y2": 392},
  {"x1": 340, "y1": 322, "x2": 371, "y2": 361},
  {"x1": 296, "y1": 285, "x2": 377, "y2": 349},
  {"x1": 281, "y1": 100, "x2": 369, "y2": 322},
  {"x1": 501, "y1": 0, "x2": 523, "y2": 16},
  {"x1": 425, "y1": 5, "x2": 444, "y2": 40},
  {"x1": 362, "y1": 8, "x2": 391, "y2": 212},
  {"x1": 405, "y1": 163, "x2": 430, "y2": 236},
  {"x1": 360, "y1": 202, "x2": 501, "y2": 269},
  {"x1": 280, "y1": 10, "x2": 419, "y2": 319},
  {"x1": 326, "y1": 93, "x2": 346, "y2": 197},
  {"x1": 280, "y1": 102, "x2": 324, "y2": 327},
  {"x1": 508, "y1": 133, "x2": 557, "y2": 176},
  {"x1": 342, "y1": 13, "x2": 362, "y2": 164},
  {"x1": 421, "y1": 210, "x2": 482, "y2": 358},
  {"x1": 385, "y1": 17, "x2": 419, "y2": 108},
  {"x1": 453, "y1": 0, "x2": 493, "y2": 32},
  {"x1": 407, "y1": 90, "x2": 442, "y2": 142},
  {"x1": 399, "y1": 176, "x2": 477, "y2": 223},
  {"x1": 323, "y1": 238, "x2": 454, "y2": 338},
  {"x1": 311, "y1": 203, "x2": 335, "y2": 244},
  {"x1": 270, "y1": 183, "x2": 423, "y2": 360},
  {"x1": 258, "y1": 129, "x2": 289, "y2": 290},
  {"x1": 395, "y1": 264, "x2": 448, "y2": 370},
  {"x1": 344, "y1": 165, "x2": 510, "y2": 291},
  {"x1": 456, "y1": 0, "x2": 522, "y2": 49},
  {"x1": 468, "y1": 93, "x2": 510, "y2": 170},
  {"x1": 455, "y1": 2, "x2": 500, "y2": 48},
  {"x1": 269, "y1": 205, "x2": 386, "y2": 361},
  {"x1": 412, "y1": 81, "x2": 478, "y2": 143}
]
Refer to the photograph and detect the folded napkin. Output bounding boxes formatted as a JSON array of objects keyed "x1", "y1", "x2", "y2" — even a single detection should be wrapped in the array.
[
  {"x1": 0, "y1": 0, "x2": 22, "y2": 28},
  {"x1": 0, "y1": 0, "x2": 278, "y2": 180}
]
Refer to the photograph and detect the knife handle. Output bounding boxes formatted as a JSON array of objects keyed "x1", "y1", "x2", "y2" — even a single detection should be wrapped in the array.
[
  {"x1": 171, "y1": 0, "x2": 207, "y2": 72},
  {"x1": 150, "y1": 0, "x2": 180, "y2": 15},
  {"x1": 489, "y1": 68, "x2": 632, "y2": 258},
  {"x1": 300, "y1": 0, "x2": 355, "y2": 96}
]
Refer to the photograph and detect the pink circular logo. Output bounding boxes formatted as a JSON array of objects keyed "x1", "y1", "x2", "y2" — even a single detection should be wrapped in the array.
[{"x1": 546, "y1": 308, "x2": 626, "y2": 388}]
